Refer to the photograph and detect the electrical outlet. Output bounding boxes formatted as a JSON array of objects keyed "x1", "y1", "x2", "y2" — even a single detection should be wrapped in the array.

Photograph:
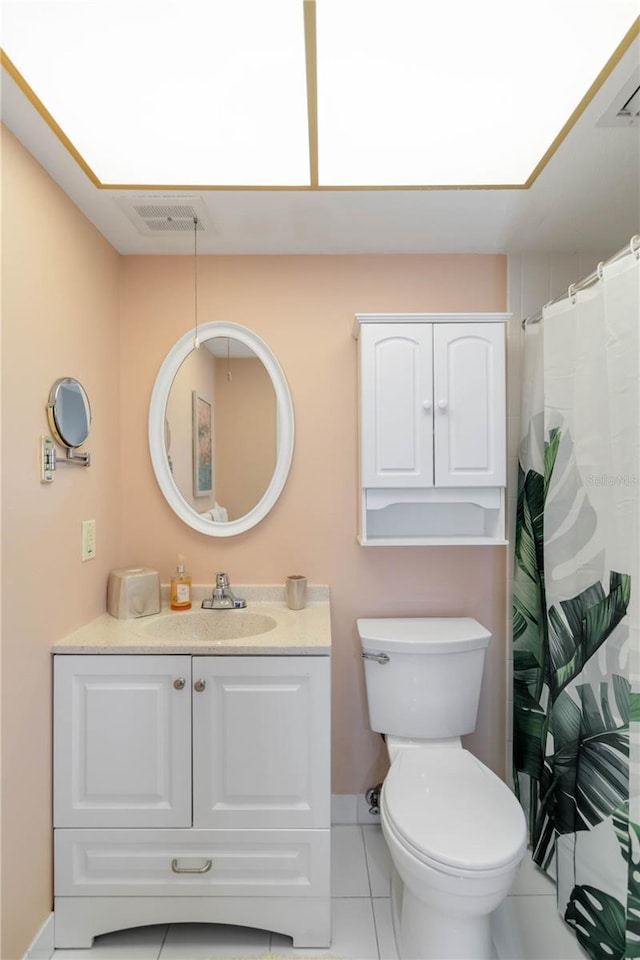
[{"x1": 81, "y1": 519, "x2": 96, "y2": 561}]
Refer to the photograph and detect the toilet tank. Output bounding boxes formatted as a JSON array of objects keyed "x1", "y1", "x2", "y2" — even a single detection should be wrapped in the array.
[{"x1": 357, "y1": 617, "x2": 491, "y2": 739}]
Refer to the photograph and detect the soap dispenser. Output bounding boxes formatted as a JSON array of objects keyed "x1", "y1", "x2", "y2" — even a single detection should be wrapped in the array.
[{"x1": 170, "y1": 555, "x2": 192, "y2": 610}]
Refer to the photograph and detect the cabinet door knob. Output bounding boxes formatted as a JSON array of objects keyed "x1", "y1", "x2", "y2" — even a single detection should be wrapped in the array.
[
  {"x1": 194, "y1": 679, "x2": 206, "y2": 693},
  {"x1": 173, "y1": 677, "x2": 186, "y2": 690},
  {"x1": 422, "y1": 399, "x2": 432, "y2": 410},
  {"x1": 437, "y1": 399, "x2": 448, "y2": 410}
]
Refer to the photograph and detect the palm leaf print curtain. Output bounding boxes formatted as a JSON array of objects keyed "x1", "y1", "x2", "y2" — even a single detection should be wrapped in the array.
[{"x1": 513, "y1": 248, "x2": 640, "y2": 960}]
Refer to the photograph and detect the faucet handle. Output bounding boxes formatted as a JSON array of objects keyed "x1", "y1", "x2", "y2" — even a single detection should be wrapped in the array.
[{"x1": 216, "y1": 572, "x2": 230, "y2": 588}]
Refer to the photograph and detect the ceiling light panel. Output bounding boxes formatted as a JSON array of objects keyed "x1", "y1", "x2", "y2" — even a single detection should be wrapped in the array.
[
  {"x1": 315, "y1": 0, "x2": 640, "y2": 186},
  {"x1": 1, "y1": 0, "x2": 310, "y2": 186}
]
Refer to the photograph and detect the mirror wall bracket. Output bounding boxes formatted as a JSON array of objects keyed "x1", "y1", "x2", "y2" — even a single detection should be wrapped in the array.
[
  {"x1": 61, "y1": 447, "x2": 91, "y2": 466},
  {"x1": 40, "y1": 435, "x2": 91, "y2": 483}
]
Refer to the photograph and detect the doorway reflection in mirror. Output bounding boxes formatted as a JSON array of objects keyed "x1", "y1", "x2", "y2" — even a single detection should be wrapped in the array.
[{"x1": 165, "y1": 338, "x2": 277, "y2": 521}]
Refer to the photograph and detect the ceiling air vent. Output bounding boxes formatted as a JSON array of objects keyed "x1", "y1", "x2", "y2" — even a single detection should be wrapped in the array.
[
  {"x1": 598, "y1": 69, "x2": 640, "y2": 128},
  {"x1": 616, "y1": 84, "x2": 640, "y2": 121},
  {"x1": 132, "y1": 204, "x2": 204, "y2": 231},
  {"x1": 115, "y1": 197, "x2": 212, "y2": 236}
]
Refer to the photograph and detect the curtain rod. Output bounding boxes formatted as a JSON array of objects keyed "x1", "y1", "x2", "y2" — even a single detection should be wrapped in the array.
[{"x1": 521, "y1": 234, "x2": 640, "y2": 328}]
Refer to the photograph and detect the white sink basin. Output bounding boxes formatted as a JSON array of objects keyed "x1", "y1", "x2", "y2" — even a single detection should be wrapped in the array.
[{"x1": 142, "y1": 610, "x2": 277, "y2": 642}]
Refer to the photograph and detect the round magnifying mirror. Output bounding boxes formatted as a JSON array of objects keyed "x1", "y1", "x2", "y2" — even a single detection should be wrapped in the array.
[
  {"x1": 149, "y1": 322, "x2": 294, "y2": 537},
  {"x1": 47, "y1": 377, "x2": 92, "y2": 448}
]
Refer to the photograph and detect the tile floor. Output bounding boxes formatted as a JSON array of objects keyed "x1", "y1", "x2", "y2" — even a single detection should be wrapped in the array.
[{"x1": 51, "y1": 825, "x2": 588, "y2": 960}]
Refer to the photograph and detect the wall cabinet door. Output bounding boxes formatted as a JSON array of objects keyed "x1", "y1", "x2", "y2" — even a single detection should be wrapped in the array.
[
  {"x1": 54, "y1": 655, "x2": 192, "y2": 829},
  {"x1": 359, "y1": 320, "x2": 505, "y2": 490},
  {"x1": 433, "y1": 323, "x2": 506, "y2": 487},
  {"x1": 192, "y1": 656, "x2": 330, "y2": 829},
  {"x1": 360, "y1": 323, "x2": 434, "y2": 488}
]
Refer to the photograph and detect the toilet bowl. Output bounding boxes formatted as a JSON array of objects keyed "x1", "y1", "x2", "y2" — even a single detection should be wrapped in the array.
[
  {"x1": 357, "y1": 617, "x2": 527, "y2": 960},
  {"x1": 380, "y1": 745, "x2": 526, "y2": 960}
]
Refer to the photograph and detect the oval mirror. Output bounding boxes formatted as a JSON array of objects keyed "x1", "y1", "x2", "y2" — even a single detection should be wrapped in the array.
[
  {"x1": 47, "y1": 377, "x2": 92, "y2": 448},
  {"x1": 149, "y1": 322, "x2": 294, "y2": 537}
]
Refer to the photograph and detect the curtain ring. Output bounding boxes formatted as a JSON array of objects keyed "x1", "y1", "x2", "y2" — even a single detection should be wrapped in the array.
[
  {"x1": 631, "y1": 235, "x2": 640, "y2": 259},
  {"x1": 597, "y1": 261, "x2": 604, "y2": 279},
  {"x1": 568, "y1": 283, "x2": 577, "y2": 304},
  {"x1": 537, "y1": 300, "x2": 554, "y2": 325}
]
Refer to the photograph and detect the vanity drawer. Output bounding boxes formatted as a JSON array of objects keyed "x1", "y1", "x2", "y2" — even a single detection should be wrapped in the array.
[{"x1": 55, "y1": 828, "x2": 330, "y2": 898}]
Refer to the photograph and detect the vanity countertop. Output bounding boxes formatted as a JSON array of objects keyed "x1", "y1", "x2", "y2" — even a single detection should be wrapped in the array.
[{"x1": 52, "y1": 584, "x2": 331, "y2": 656}]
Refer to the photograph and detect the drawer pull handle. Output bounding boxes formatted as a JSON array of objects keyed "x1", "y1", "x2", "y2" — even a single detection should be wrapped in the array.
[
  {"x1": 171, "y1": 858, "x2": 212, "y2": 874},
  {"x1": 194, "y1": 679, "x2": 206, "y2": 693},
  {"x1": 173, "y1": 677, "x2": 186, "y2": 690}
]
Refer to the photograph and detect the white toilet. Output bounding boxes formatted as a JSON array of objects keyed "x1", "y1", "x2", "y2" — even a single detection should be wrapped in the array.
[{"x1": 357, "y1": 617, "x2": 527, "y2": 960}]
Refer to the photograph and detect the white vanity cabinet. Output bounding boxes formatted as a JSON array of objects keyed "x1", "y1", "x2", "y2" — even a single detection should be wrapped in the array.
[
  {"x1": 355, "y1": 313, "x2": 508, "y2": 545},
  {"x1": 53, "y1": 653, "x2": 331, "y2": 949}
]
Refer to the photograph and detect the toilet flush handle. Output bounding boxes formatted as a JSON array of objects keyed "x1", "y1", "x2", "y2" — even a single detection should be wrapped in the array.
[{"x1": 362, "y1": 652, "x2": 390, "y2": 664}]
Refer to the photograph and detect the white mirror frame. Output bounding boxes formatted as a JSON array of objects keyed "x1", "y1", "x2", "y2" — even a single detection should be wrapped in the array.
[{"x1": 149, "y1": 321, "x2": 295, "y2": 537}]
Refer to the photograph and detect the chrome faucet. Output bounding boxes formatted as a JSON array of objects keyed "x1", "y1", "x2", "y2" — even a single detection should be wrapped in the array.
[{"x1": 202, "y1": 572, "x2": 246, "y2": 609}]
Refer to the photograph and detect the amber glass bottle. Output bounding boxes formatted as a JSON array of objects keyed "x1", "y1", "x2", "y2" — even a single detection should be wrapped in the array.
[{"x1": 170, "y1": 555, "x2": 192, "y2": 610}]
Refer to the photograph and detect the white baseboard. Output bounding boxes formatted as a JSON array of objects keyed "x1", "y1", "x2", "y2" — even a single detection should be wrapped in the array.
[
  {"x1": 23, "y1": 912, "x2": 54, "y2": 960},
  {"x1": 331, "y1": 793, "x2": 358, "y2": 823},
  {"x1": 331, "y1": 793, "x2": 381, "y2": 824}
]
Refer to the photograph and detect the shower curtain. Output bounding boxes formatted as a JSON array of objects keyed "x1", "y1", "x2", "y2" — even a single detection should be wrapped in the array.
[{"x1": 513, "y1": 247, "x2": 640, "y2": 960}]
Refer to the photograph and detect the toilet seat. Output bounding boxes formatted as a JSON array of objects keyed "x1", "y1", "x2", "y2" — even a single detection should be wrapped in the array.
[{"x1": 382, "y1": 748, "x2": 526, "y2": 876}]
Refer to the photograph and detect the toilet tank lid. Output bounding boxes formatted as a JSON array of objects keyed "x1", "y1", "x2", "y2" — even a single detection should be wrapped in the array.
[{"x1": 356, "y1": 617, "x2": 491, "y2": 654}]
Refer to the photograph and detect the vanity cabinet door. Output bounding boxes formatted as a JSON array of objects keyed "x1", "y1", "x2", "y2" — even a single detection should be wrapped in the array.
[
  {"x1": 54, "y1": 655, "x2": 192, "y2": 829},
  {"x1": 359, "y1": 323, "x2": 434, "y2": 488},
  {"x1": 192, "y1": 656, "x2": 330, "y2": 829},
  {"x1": 433, "y1": 323, "x2": 506, "y2": 487}
]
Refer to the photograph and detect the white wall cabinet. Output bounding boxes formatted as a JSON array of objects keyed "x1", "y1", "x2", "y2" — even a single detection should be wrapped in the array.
[
  {"x1": 355, "y1": 313, "x2": 508, "y2": 545},
  {"x1": 53, "y1": 654, "x2": 330, "y2": 949}
]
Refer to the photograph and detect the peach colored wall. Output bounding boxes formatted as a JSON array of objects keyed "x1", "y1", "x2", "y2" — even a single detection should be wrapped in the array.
[
  {"x1": 119, "y1": 254, "x2": 507, "y2": 794},
  {"x1": 0, "y1": 128, "x2": 122, "y2": 959},
  {"x1": 214, "y1": 356, "x2": 277, "y2": 519}
]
